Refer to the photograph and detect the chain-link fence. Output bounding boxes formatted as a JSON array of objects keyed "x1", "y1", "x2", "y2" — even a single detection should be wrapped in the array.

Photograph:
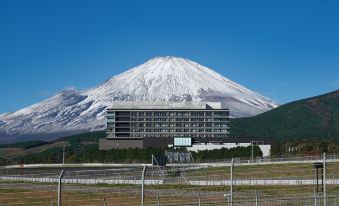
[{"x1": 1, "y1": 154, "x2": 339, "y2": 205}]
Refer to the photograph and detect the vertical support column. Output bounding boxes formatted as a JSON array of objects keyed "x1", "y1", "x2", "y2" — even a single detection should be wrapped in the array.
[
  {"x1": 198, "y1": 192, "x2": 201, "y2": 206},
  {"x1": 157, "y1": 194, "x2": 160, "y2": 206},
  {"x1": 323, "y1": 153, "x2": 327, "y2": 206},
  {"x1": 141, "y1": 164, "x2": 146, "y2": 206},
  {"x1": 255, "y1": 191, "x2": 258, "y2": 206},
  {"x1": 230, "y1": 158, "x2": 234, "y2": 206},
  {"x1": 335, "y1": 197, "x2": 337, "y2": 206},
  {"x1": 57, "y1": 170, "x2": 65, "y2": 206},
  {"x1": 151, "y1": 155, "x2": 154, "y2": 165},
  {"x1": 315, "y1": 166, "x2": 319, "y2": 194},
  {"x1": 314, "y1": 187, "x2": 317, "y2": 206},
  {"x1": 251, "y1": 140, "x2": 254, "y2": 164},
  {"x1": 62, "y1": 142, "x2": 65, "y2": 164}
]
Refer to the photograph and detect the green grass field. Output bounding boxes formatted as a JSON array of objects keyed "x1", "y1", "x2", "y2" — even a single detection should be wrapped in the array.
[{"x1": 1, "y1": 183, "x2": 339, "y2": 206}]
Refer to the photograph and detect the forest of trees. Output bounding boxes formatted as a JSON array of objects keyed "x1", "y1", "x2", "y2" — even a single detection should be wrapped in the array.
[{"x1": 4, "y1": 145, "x2": 262, "y2": 165}]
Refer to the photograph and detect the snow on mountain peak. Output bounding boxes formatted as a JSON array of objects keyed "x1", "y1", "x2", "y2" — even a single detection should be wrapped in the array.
[
  {"x1": 86, "y1": 56, "x2": 276, "y2": 108},
  {"x1": 0, "y1": 56, "x2": 278, "y2": 143}
]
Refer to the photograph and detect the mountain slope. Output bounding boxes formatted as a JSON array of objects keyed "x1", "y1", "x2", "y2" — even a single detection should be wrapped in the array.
[
  {"x1": 0, "y1": 56, "x2": 278, "y2": 143},
  {"x1": 231, "y1": 90, "x2": 339, "y2": 139}
]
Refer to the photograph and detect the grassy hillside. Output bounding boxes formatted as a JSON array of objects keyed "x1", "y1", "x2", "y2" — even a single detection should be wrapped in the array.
[
  {"x1": 0, "y1": 140, "x2": 47, "y2": 149},
  {"x1": 0, "y1": 131, "x2": 106, "y2": 163},
  {"x1": 231, "y1": 90, "x2": 339, "y2": 139}
]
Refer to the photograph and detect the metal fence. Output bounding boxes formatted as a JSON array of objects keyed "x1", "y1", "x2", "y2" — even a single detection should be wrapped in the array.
[{"x1": 1, "y1": 154, "x2": 339, "y2": 205}]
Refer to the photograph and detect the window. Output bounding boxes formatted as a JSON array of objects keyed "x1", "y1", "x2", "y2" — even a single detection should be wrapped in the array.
[
  {"x1": 192, "y1": 112, "x2": 204, "y2": 116},
  {"x1": 214, "y1": 118, "x2": 228, "y2": 122}
]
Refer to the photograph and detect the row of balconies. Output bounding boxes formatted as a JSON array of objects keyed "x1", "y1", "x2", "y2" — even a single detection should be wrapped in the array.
[
  {"x1": 108, "y1": 125, "x2": 230, "y2": 129},
  {"x1": 131, "y1": 135, "x2": 228, "y2": 138},
  {"x1": 107, "y1": 115, "x2": 229, "y2": 118},
  {"x1": 107, "y1": 131, "x2": 230, "y2": 134},
  {"x1": 107, "y1": 119, "x2": 229, "y2": 123},
  {"x1": 107, "y1": 125, "x2": 230, "y2": 129}
]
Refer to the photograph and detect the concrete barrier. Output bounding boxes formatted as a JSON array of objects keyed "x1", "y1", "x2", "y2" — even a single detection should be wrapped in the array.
[
  {"x1": 2, "y1": 157, "x2": 339, "y2": 169},
  {"x1": 0, "y1": 176, "x2": 163, "y2": 185},
  {"x1": 2, "y1": 175, "x2": 339, "y2": 186},
  {"x1": 189, "y1": 179, "x2": 339, "y2": 186}
]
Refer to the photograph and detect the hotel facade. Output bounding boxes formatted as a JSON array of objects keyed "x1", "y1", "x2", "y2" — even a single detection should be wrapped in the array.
[{"x1": 99, "y1": 102, "x2": 231, "y2": 149}]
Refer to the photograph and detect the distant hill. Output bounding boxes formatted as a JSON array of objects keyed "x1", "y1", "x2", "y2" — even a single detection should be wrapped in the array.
[
  {"x1": 231, "y1": 90, "x2": 339, "y2": 139},
  {"x1": 0, "y1": 131, "x2": 106, "y2": 161}
]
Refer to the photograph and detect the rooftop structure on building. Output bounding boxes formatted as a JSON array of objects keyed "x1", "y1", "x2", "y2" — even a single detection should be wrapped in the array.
[{"x1": 108, "y1": 101, "x2": 224, "y2": 110}]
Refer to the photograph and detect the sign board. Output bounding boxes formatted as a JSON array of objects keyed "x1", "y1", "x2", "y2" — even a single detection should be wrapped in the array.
[{"x1": 173, "y1": 137, "x2": 192, "y2": 147}]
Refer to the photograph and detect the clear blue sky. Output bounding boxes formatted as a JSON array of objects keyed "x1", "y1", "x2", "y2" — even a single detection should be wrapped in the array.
[{"x1": 1, "y1": 0, "x2": 338, "y2": 114}]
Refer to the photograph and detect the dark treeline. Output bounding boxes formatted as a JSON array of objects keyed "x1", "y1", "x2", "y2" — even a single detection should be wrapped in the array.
[
  {"x1": 271, "y1": 138, "x2": 339, "y2": 157},
  {"x1": 192, "y1": 146, "x2": 262, "y2": 161},
  {"x1": 1, "y1": 145, "x2": 263, "y2": 165}
]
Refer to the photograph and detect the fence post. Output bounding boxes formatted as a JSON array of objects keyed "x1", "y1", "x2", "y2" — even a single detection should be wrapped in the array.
[
  {"x1": 255, "y1": 191, "x2": 258, "y2": 206},
  {"x1": 335, "y1": 197, "x2": 337, "y2": 206},
  {"x1": 157, "y1": 194, "x2": 160, "y2": 206},
  {"x1": 230, "y1": 158, "x2": 234, "y2": 206},
  {"x1": 102, "y1": 198, "x2": 106, "y2": 206},
  {"x1": 141, "y1": 164, "x2": 146, "y2": 206},
  {"x1": 57, "y1": 170, "x2": 65, "y2": 206},
  {"x1": 323, "y1": 153, "x2": 326, "y2": 206},
  {"x1": 314, "y1": 188, "x2": 317, "y2": 206},
  {"x1": 198, "y1": 192, "x2": 201, "y2": 206}
]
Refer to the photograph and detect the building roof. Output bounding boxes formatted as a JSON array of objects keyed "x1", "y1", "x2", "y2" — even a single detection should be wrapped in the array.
[{"x1": 108, "y1": 101, "x2": 227, "y2": 110}]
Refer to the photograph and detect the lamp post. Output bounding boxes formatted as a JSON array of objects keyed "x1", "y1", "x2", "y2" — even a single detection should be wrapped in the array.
[
  {"x1": 62, "y1": 141, "x2": 65, "y2": 164},
  {"x1": 251, "y1": 140, "x2": 254, "y2": 163},
  {"x1": 224, "y1": 193, "x2": 230, "y2": 206}
]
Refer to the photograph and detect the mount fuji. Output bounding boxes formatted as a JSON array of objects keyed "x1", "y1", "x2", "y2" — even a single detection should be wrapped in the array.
[{"x1": 0, "y1": 56, "x2": 278, "y2": 143}]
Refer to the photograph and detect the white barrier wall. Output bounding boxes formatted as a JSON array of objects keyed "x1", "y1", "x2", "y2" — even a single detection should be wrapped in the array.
[{"x1": 2, "y1": 176, "x2": 339, "y2": 186}]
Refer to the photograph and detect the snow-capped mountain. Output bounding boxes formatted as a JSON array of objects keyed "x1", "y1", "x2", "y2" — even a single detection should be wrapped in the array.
[{"x1": 0, "y1": 56, "x2": 278, "y2": 143}]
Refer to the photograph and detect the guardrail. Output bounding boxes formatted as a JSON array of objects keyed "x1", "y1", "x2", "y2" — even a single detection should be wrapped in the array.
[{"x1": 2, "y1": 154, "x2": 339, "y2": 169}]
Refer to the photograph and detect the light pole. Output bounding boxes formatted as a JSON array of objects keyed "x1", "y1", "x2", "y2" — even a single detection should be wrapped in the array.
[
  {"x1": 251, "y1": 140, "x2": 254, "y2": 163},
  {"x1": 62, "y1": 142, "x2": 65, "y2": 164},
  {"x1": 57, "y1": 170, "x2": 65, "y2": 206},
  {"x1": 141, "y1": 164, "x2": 146, "y2": 206},
  {"x1": 224, "y1": 193, "x2": 230, "y2": 206},
  {"x1": 230, "y1": 158, "x2": 234, "y2": 206},
  {"x1": 323, "y1": 153, "x2": 326, "y2": 206}
]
